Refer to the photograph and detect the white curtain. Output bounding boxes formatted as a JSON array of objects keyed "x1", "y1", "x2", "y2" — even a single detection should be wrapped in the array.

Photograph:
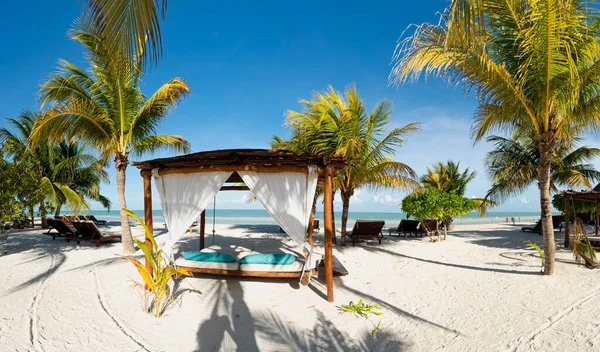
[
  {"x1": 153, "y1": 169, "x2": 232, "y2": 256},
  {"x1": 239, "y1": 166, "x2": 319, "y2": 269}
]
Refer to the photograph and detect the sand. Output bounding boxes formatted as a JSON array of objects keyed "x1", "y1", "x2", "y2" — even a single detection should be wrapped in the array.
[{"x1": 1, "y1": 221, "x2": 600, "y2": 352}]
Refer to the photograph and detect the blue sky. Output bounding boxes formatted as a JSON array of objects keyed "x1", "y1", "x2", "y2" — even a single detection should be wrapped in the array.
[{"x1": 1, "y1": 1, "x2": 593, "y2": 214}]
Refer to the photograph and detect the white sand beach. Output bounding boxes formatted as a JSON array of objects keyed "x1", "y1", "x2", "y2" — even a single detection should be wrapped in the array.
[{"x1": 1, "y1": 222, "x2": 599, "y2": 352}]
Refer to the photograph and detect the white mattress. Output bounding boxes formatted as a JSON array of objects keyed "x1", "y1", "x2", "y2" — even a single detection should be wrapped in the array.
[
  {"x1": 175, "y1": 258, "x2": 239, "y2": 270},
  {"x1": 200, "y1": 245, "x2": 253, "y2": 260},
  {"x1": 239, "y1": 258, "x2": 305, "y2": 272}
]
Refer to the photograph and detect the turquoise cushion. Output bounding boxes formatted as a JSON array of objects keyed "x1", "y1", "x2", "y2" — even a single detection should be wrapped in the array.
[
  {"x1": 239, "y1": 253, "x2": 296, "y2": 265},
  {"x1": 182, "y1": 251, "x2": 235, "y2": 263}
]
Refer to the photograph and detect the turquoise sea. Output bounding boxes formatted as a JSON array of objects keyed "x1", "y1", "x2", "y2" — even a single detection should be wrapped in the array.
[{"x1": 88, "y1": 209, "x2": 546, "y2": 226}]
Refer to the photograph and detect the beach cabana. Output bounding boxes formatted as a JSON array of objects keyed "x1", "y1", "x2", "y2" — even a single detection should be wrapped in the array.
[
  {"x1": 132, "y1": 149, "x2": 347, "y2": 302},
  {"x1": 562, "y1": 187, "x2": 600, "y2": 247}
]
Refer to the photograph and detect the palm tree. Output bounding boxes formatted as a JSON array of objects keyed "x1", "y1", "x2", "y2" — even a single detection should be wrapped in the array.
[
  {"x1": 485, "y1": 134, "x2": 600, "y2": 202},
  {"x1": 390, "y1": 0, "x2": 600, "y2": 274},
  {"x1": 285, "y1": 84, "x2": 421, "y2": 245},
  {"x1": 0, "y1": 110, "x2": 110, "y2": 226},
  {"x1": 30, "y1": 23, "x2": 191, "y2": 254},
  {"x1": 421, "y1": 161, "x2": 476, "y2": 196},
  {"x1": 84, "y1": 0, "x2": 168, "y2": 71},
  {"x1": 420, "y1": 160, "x2": 493, "y2": 219},
  {"x1": 44, "y1": 141, "x2": 111, "y2": 216}
]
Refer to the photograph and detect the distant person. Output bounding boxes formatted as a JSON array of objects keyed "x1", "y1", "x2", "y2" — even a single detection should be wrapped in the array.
[
  {"x1": 511, "y1": 217, "x2": 516, "y2": 226},
  {"x1": 506, "y1": 217, "x2": 509, "y2": 223}
]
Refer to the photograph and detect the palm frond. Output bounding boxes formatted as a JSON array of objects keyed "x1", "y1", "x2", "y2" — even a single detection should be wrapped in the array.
[
  {"x1": 85, "y1": 0, "x2": 168, "y2": 70},
  {"x1": 130, "y1": 134, "x2": 191, "y2": 157}
]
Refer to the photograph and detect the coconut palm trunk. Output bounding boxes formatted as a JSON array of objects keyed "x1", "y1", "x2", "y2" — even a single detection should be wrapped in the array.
[
  {"x1": 40, "y1": 202, "x2": 48, "y2": 228},
  {"x1": 537, "y1": 133, "x2": 556, "y2": 274},
  {"x1": 116, "y1": 156, "x2": 136, "y2": 254},
  {"x1": 340, "y1": 191, "x2": 352, "y2": 246}
]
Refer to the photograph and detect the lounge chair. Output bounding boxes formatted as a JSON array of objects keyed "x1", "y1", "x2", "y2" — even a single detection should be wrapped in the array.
[
  {"x1": 348, "y1": 220, "x2": 385, "y2": 246},
  {"x1": 45, "y1": 218, "x2": 77, "y2": 241},
  {"x1": 388, "y1": 219, "x2": 425, "y2": 237},
  {"x1": 521, "y1": 220, "x2": 541, "y2": 233},
  {"x1": 522, "y1": 217, "x2": 564, "y2": 233},
  {"x1": 552, "y1": 215, "x2": 564, "y2": 231},
  {"x1": 86, "y1": 215, "x2": 108, "y2": 226},
  {"x1": 420, "y1": 219, "x2": 440, "y2": 235},
  {"x1": 71, "y1": 220, "x2": 121, "y2": 247},
  {"x1": 54, "y1": 215, "x2": 77, "y2": 227}
]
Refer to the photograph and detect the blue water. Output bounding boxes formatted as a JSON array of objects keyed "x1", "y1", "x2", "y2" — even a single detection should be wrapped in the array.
[{"x1": 89, "y1": 209, "x2": 546, "y2": 226}]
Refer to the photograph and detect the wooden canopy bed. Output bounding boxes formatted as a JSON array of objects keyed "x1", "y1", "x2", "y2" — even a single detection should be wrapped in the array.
[{"x1": 132, "y1": 149, "x2": 348, "y2": 302}]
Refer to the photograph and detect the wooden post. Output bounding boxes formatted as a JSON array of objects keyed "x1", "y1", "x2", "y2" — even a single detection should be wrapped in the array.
[
  {"x1": 323, "y1": 167, "x2": 334, "y2": 303},
  {"x1": 564, "y1": 195, "x2": 570, "y2": 248},
  {"x1": 594, "y1": 201, "x2": 600, "y2": 236},
  {"x1": 142, "y1": 170, "x2": 154, "y2": 275},
  {"x1": 200, "y1": 210, "x2": 206, "y2": 250},
  {"x1": 307, "y1": 211, "x2": 314, "y2": 246}
]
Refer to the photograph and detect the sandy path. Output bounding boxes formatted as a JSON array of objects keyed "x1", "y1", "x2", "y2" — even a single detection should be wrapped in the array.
[{"x1": 2, "y1": 223, "x2": 600, "y2": 351}]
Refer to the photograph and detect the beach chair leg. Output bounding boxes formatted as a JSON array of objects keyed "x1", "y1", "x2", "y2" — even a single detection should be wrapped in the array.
[
  {"x1": 301, "y1": 271, "x2": 311, "y2": 286},
  {"x1": 95, "y1": 242, "x2": 100, "y2": 247}
]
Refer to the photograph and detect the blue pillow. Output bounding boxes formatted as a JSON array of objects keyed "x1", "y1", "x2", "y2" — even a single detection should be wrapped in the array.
[
  {"x1": 182, "y1": 251, "x2": 235, "y2": 263},
  {"x1": 239, "y1": 253, "x2": 296, "y2": 265}
]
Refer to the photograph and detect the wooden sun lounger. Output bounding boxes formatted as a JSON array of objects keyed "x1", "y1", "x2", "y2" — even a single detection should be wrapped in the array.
[
  {"x1": 420, "y1": 219, "x2": 440, "y2": 235},
  {"x1": 54, "y1": 215, "x2": 78, "y2": 227},
  {"x1": 71, "y1": 220, "x2": 121, "y2": 247},
  {"x1": 312, "y1": 219, "x2": 320, "y2": 234},
  {"x1": 86, "y1": 215, "x2": 107, "y2": 226},
  {"x1": 45, "y1": 218, "x2": 77, "y2": 241},
  {"x1": 552, "y1": 215, "x2": 563, "y2": 231},
  {"x1": 348, "y1": 220, "x2": 385, "y2": 246},
  {"x1": 388, "y1": 219, "x2": 426, "y2": 237},
  {"x1": 522, "y1": 217, "x2": 563, "y2": 233}
]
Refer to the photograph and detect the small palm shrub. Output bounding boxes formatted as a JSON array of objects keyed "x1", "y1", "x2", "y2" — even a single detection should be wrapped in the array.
[
  {"x1": 526, "y1": 241, "x2": 544, "y2": 270},
  {"x1": 121, "y1": 209, "x2": 190, "y2": 317},
  {"x1": 339, "y1": 299, "x2": 383, "y2": 338}
]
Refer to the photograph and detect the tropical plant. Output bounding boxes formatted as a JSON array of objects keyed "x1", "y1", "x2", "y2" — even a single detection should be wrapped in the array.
[
  {"x1": 401, "y1": 188, "x2": 475, "y2": 240},
  {"x1": 421, "y1": 160, "x2": 494, "y2": 217},
  {"x1": 526, "y1": 241, "x2": 544, "y2": 270},
  {"x1": 43, "y1": 141, "x2": 111, "y2": 216},
  {"x1": 0, "y1": 150, "x2": 35, "y2": 228},
  {"x1": 121, "y1": 209, "x2": 190, "y2": 317},
  {"x1": 390, "y1": 0, "x2": 600, "y2": 275},
  {"x1": 284, "y1": 84, "x2": 421, "y2": 245},
  {"x1": 572, "y1": 218, "x2": 596, "y2": 268},
  {"x1": 339, "y1": 299, "x2": 383, "y2": 338},
  {"x1": 31, "y1": 22, "x2": 191, "y2": 253},
  {"x1": 551, "y1": 193, "x2": 597, "y2": 221},
  {"x1": 1, "y1": 110, "x2": 110, "y2": 224},
  {"x1": 84, "y1": 0, "x2": 168, "y2": 71},
  {"x1": 421, "y1": 161, "x2": 475, "y2": 195},
  {"x1": 485, "y1": 134, "x2": 600, "y2": 203}
]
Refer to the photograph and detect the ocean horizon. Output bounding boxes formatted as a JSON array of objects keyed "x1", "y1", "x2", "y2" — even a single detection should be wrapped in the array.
[{"x1": 86, "y1": 209, "x2": 549, "y2": 226}]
